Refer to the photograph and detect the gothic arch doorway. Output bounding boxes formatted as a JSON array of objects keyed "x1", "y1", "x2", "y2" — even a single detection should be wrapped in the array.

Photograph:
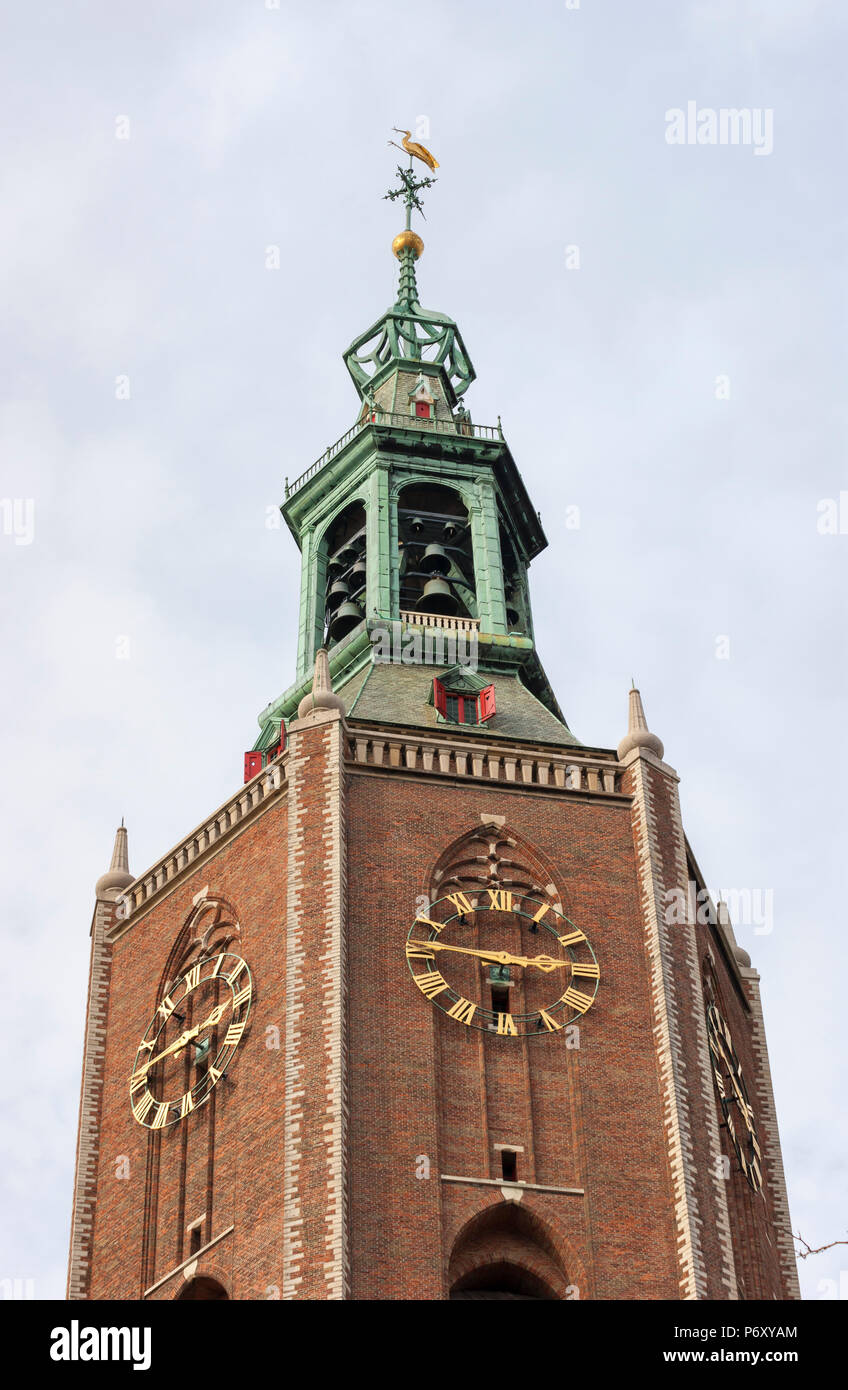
[
  {"x1": 176, "y1": 1276, "x2": 229, "y2": 1301},
  {"x1": 451, "y1": 1263, "x2": 557, "y2": 1300},
  {"x1": 448, "y1": 1204, "x2": 572, "y2": 1301}
]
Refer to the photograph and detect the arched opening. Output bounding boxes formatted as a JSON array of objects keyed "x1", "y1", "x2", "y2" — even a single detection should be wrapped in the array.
[
  {"x1": 451, "y1": 1262, "x2": 557, "y2": 1300},
  {"x1": 397, "y1": 483, "x2": 476, "y2": 619},
  {"x1": 323, "y1": 500, "x2": 367, "y2": 648},
  {"x1": 176, "y1": 1276, "x2": 229, "y2": 1301},
  {"x1": 448, "y1": 1204, "x2": 572, "y2": 1302}
]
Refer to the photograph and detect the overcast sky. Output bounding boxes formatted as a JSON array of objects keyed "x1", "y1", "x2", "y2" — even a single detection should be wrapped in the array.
[{"x1": 1, "y1": 0, "x2": 845, "y2": 1302}]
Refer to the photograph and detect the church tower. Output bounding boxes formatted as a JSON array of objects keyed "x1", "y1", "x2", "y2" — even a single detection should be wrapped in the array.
[{"x1": 67, "y1": 142, "x2": 799, "y2": 1302}]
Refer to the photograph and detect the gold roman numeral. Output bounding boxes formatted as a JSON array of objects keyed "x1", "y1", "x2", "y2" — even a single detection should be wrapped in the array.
[
  {"x1": 183, "y1": 964, "x2": 202, "y2": 994},
  {"x1": 538, "y1": 1009, "x2": 562, "y2": 1032},
  {"x1": 224, "y1": 1021, "x2": 245, "y2": 1048},
  {"x1": 571, "y1": 961, "x2": 600, "y2": 979},
  {"x1": 130, "y1": 1070, "x2": 148, "y2": 1094},
  {"x1": 138, "y1": 1037, "x2": 154, "y2": 1052},
  {"x1": 531, "y1": 902, "x2": 551, "y2": 924},
  {"x1": 558, "y1": 929, "x2": 586, "y2": 947},
  {"x1": 132, "y1": 1091, "x2": 155, "y2": 1123},
  {"x1": 487, "y1": 889, "x2": 513, "y2": 912},
  {"x1": 179, "y1": 1091, "x2": 195, "y2": 1119},
  {"x1": 209, "y1": 954, "x2": 225, "y2": 978},
  {"x1": 416, "y1": 970, "x2": 449, "y2": 1000},
  {"x1": 232, "y1": 984, "x2": 251, "y2": 1010},
  {"x1": 406, "y1": 942, "x2": 435, "y2": 961},
  {"x1": 151, "y1": 1102, "x2": 170, "y2": 1130},
  {"x1": 496, "y1": 1012, "x2": 517, "y2": 1036},
  {"x1": 224, "y1": 960, "x2": 245, "y2": 986},
  {"x1": 559, "y1": 986, "x2": 594, "y2": 1014},
  {"x1": 446, "y1": 997, "x2": 477, "y2": 1025},
  {"x1": 446, "y1": 892, "x2": 474, "y2": 916},
  {"x1": 415, "y1": 915, "x2": 444, "y2": 935},
  {"x1": 208, "y1": 1065, "x2": 223, "y2": 1086},
  {"x1": 156, "y1": 994, "x2": 176, "y2": 1022}
]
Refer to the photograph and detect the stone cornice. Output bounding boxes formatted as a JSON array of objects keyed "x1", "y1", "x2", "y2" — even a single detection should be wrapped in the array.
[{"x1": 109, "y1": 754, "x2": 288, "y2": 939}]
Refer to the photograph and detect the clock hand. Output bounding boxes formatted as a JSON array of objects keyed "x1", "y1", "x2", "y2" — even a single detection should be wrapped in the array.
[
  {"x1": 411, "y1": 940, "x2": 570, "y2": 972},
  {"x1": 135, "y1": 1028, "x2": 199, "y2": 1074},
  {"x1": 136, "y1": 1001, "x2": 233, "y2": 1074}
]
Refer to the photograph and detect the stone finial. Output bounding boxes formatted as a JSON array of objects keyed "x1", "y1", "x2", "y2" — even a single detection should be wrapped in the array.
[
  {"x1": 297, "y1": 647, "x2": 346, "y2": 720},
  {"x1": 95, "y1": 823, "x2": 134, "y2": 900},
  {"x1": 617, "y1": 685, "x2": 665, "y2": 761}
]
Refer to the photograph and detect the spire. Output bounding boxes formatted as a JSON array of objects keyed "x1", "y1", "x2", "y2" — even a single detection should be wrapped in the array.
[
  {"x1": 343, "y1": 131, "x2": 475, "y2": 402},
  {"x1": 95, "y1": 823, "x2": 134, "y2": 900},
  {"x1": 297, "y1": 647, "x2": 346, "y2": 719},
  {"x1": 617, "y1": 685, "x2": 665, "y2": 761}
]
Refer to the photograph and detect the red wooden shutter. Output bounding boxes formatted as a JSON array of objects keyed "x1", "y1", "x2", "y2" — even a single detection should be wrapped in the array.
[
  {"x1": 244, "y1": 751, "x2": 263, "y2": 783},
  {"x1": 478, "y1": 683, "x2": 496, "y2": 722},
  {"x1": 415, "y1": 400, "x2": 431, "y2": 418},
  {"x1": 433, "y1": 676, "x2": 447, "y2": 717}
]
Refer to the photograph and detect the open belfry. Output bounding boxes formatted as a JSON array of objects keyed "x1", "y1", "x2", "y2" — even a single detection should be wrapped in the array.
[{"x1": 68, "y1": 136, "x2": 800, "y2": 1302}]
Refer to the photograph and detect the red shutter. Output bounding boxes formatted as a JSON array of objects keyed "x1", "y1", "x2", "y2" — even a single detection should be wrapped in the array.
[
  {"x1": 244, "y1": 751, "x2": 263, "y2": 783},
  {"x1": 270, "y1": 720, "x2": 287, "y2": 758},
  {"x1": 433, "y1": 676, "x2": 447, "y2": 717},
  {"x1": 478, "y1": 683, "x2": 496, "y2": 722},
  {"x1": 415, "y1": 400, "x2": 431, "y2": 418}
]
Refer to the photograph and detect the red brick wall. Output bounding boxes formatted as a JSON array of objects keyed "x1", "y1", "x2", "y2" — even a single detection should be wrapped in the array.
[
  {"x1": 88, "y1": 800, "x2": 288, "y2": 1300},
  {"x1": 345, "y1": 771, "x2": 681, "y2": 1300}
]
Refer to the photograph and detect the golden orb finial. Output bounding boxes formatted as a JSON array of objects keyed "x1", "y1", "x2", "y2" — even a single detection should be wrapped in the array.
[{"x1": 392, "y1": 229, "x2": 424, "y2": 260}]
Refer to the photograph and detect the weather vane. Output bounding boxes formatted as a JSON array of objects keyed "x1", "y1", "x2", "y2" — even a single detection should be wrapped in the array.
[{"x1": 385, "y1": 126, "x2": 439, "y2": 226}]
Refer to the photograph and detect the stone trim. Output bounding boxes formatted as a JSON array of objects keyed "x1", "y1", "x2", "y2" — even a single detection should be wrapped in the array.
[
  {"x1": 142, "y1": 1226, "x2": 234, "y2": 1298},
  {"x1": 625, "y1": 750, "x2": 721, "y2": 1300},
  {"x1": 740, "y1": 967, "x2": 801, "y2": 1299},
  {"x1": 282, "y1": 711, "x2": 350, "y2": 1300},
  {"x1": 441, "y1": 1175, "x2": 584, "y2": 1197},
  {"x1": 347, "y1": 729, "x2": 624, "y2": 796},
  {"x1": 66, "y1": 900, "x2": 113, "y2": 1300},
  {"x1": 109, "y1": 757, "x2": 288, "y2": 938}
]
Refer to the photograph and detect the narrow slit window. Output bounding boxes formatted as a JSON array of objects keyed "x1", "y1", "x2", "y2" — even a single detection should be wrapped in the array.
[{"x1": 500, "y1": 1150, "x2": 518, "y2": 1183}]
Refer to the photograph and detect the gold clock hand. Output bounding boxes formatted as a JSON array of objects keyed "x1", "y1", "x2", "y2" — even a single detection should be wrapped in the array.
[
  {"x1": 136, "y1": 1027, "x2": 199, "y2": 1073},
  {"x1": 412, "y1": 940, "x2": 570, "y2": 972},
  {"x1": 135, "y1": 1000, "x2": 233, "y2": 1074}
]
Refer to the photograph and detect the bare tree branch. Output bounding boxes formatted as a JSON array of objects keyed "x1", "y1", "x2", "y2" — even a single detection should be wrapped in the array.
[{"x1": 794, "y1": 1231, "x2": 848, "y2": 1260}]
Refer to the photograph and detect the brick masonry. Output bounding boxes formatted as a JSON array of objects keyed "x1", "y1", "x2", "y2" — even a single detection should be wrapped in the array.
[{"x1": 68, "y1": 720, "x2": 799, "y2": 1300}]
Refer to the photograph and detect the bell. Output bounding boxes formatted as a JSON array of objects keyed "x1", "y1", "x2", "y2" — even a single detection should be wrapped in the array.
[
  {"x1": 506, "y1": 606, "x2": 521, "y2": 628},
  {"x1": 416, "y1": 577, "x2": 459, "y2": 615},
  {"x1": 420, "y1": 543, "x2": 451, "y2": 575},
  {"x1": 349, "y1": 557, "x2": 367, "y2": 585},
  {"x1": 333, "y1": 541, "x2": 359, "y2": 568},
  {"x1": 443, "y1": 520, "x2": 459, "y2": 540},
  {"x1": 328, "y1": 600, "x2": 363, "y2": 641},
  {"x1": 410, "y1": 516, "x2": 425, "y2": 535},
  {"x1": 326, "y1": 579, "x2": 350, "y2": 610},
  {"x1": 326, "y1": 554, "x2": 344, "y2": 579}
]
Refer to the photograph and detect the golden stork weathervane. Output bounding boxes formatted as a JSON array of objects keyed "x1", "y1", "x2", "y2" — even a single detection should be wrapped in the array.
[{"x1": 389, "y1": 127, "x2": 440, "y2": 171}]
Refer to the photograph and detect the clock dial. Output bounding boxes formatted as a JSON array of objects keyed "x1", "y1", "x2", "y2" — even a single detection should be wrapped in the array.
[
  {"x1": 706, "y1": 1003, "x2": 763, "y2": 1192},
  {"x1": 130, "y1": 951, "x2": 252, "y2": 1129},
  {"x1": 406, "y1": 890, "x2": 600, "y2": 1035}
]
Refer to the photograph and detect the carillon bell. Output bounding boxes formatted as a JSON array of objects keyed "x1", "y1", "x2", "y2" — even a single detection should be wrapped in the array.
[
  {"x1": 410, "y1": 516, "x2": 425, "y2": 534},
  {"x1": 335, "y1": 541, "x2": 359, "y2": 567},
  {"x1": 416, "y1": 577, "x2": 459, "y2": 615},
  {"x1": 420, "y1": 543, "x2": 451, "y2": 575},
  {"x1": 326, "y1": 579, "x2": 350, "y2": 610},
  {"x1": 328, "y1": 600, "x2": 364, "y2": 641}
]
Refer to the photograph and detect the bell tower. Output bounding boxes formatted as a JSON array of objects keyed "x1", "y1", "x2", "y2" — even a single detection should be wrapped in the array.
[{"x1": 68, "y1": 137, "x2": 799, "y2": 1303}]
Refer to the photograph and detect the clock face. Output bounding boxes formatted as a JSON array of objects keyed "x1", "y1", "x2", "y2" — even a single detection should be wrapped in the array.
[
  {"x1": 706, "y1": 1003, "x2": 763, "y2": 1192},
  {"x1": 130, "y1": 951, "x2": 252, "y2": 1130},
  {"x1": 406, "y1": 890, "x2": 600, "y2": 1036}
]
